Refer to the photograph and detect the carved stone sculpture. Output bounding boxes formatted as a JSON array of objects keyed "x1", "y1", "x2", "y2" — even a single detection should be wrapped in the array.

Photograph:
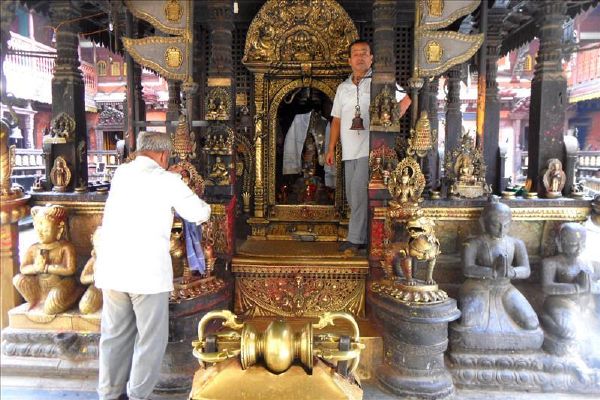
[
  {"x1": 543, "y1": 158, "x2": 566, "y2": 198},
  {"x1": 369, "y1": 84, "x2": 400, "y2": 131},
  {"x1": 451, "y1": 196, "x2": 543, "y2": 350},
  {"x1": 13, "y1": 205, "x2": 80, "y2": 315},
  {"x1": 44, "y1": 112, "x2": 76, "y2": 143},
  {"x1": 541, "y1": 223, "x2": 600, "y2": 357},
  {"x1": 79, "y1": 227, "x2": 102, "y2": 314}
]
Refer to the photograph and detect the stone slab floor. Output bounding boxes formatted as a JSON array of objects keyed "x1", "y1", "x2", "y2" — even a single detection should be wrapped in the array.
[{"x1": 1, "y1": 384, "x2": 598, "y2": 400}]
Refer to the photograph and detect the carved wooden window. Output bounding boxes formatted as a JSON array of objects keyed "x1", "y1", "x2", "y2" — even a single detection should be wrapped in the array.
[
  {"x1": 97, "y1": 61, "x2": 107, "y2": 76},
  {"x1": 123, "y1": 62, "x2": 127, "y2": 76},
  {"x1": 111, "y1": 62, "x2": 121, "y2": 76}
]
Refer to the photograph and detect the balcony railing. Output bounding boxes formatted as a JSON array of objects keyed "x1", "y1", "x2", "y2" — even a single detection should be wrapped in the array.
[{"x1": 4, "y1": 31, "x2": 97, "y2": 109}]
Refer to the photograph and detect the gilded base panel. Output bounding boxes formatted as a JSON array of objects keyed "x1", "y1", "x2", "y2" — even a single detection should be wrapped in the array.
[
  {"x1": 8, "y1": 303, "x2": 100, "y2": 332},
  {"x1": 190, "y1": 358, "x2": 363, "y2": 400},
  {"x1": 235, "y1": 276, "x2": 366, "y2": 318}
]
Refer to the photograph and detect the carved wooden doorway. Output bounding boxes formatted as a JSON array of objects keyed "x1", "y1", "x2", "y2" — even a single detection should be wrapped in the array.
[{"x1": 242, "y1": 0, "x2": 358, "y2": 241}]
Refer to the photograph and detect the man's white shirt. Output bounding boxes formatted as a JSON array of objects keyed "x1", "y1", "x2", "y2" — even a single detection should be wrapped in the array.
[
  {"x1": 95, "y1": 156, "x2": 211, "y2": 294},
  {"x1": 331, "y1": 71, "x2": 406, "y2": 161}
]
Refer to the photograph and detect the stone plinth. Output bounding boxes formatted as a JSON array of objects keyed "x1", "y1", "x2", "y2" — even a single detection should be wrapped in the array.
[{"x1": 369, "y1": 287, "x2": 460, "y2": 400}]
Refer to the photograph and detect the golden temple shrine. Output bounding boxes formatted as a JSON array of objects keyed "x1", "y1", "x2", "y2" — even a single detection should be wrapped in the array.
[{"x1": 1, "y1": 0, "x2": 599, "y2": 399}]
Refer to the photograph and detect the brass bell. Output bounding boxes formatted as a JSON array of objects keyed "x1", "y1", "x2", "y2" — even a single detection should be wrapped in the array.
[{"x1": 350, "y1": 105, "x2": 365, "y2": 131}]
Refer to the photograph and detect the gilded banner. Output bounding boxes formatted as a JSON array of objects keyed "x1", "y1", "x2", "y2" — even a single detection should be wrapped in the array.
[
  {"x1": 122, "y1": 36, "x2": 189, "y2": 81},
  {"x1": 124, "y1": 0, "x2": 189, "y2": 36},
  {"x1": 419, "y1": 0, "x2": 481, "y2": 31},
  {"x1": 416, "y1": 31, "x2": 483, "y2": 77}
]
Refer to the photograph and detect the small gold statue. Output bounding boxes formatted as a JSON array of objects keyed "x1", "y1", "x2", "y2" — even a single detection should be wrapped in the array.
[
  {"x1": 388, "y1": 156, "x2": 425, "y2": 213},
  {"x1": 13, "y1": 205, "x2": 80, "y2": 315},
  {"x1": 1, "y1": 118, "x2": 22, "y2": 199},
  {"x1": 172, "y1": 114, "x2": 196, "y2": 161},
  {"x1": 444, "y1": 131, "x2": 490, "y2": 198},
  {"x1": 205, "y1": 88, "x2": 230, "y2": 121},
  {"x1": 79, "y1": 227, "x2": 102, "y2": 314},
  {"x1": 369, "y1": 156, "x2": 384, "y2": 186},
  {"x1": 408, "y1": 111, "x2": 433, "y2": 158},
  {"x1": 542, "y1": 158, "x2": 566, "y2": 198},
  {"x1": 50, "y1": 156, "x2": 71, "y2": 192},
  {"x1": 208, "y1": 157, "x2": 230, "y2": 185}
]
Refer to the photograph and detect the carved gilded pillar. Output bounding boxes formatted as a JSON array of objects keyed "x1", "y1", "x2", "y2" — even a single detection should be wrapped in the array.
[
  {"x1": 527, "y1": 0, "x2": 568, "y2": 195},
  {"x1": 47, "y1": 0, "x2": 87, "y2": 190},
  {"x1": 444, "y1": 65, "x2": 462, "y2": 161},
  {"x1": 428, "y1": 77, "x2": 440, "y2": 187},
  {"x1": 253, "y1": 74, "x2": 265, "y2": 219}
]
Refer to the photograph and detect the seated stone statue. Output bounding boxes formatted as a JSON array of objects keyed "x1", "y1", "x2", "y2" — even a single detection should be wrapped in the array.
[
  {"x1": 79, "y1": 227, "x2": 102, "y2": 314},
  {"x1": 541, "y1": 223, "x2": 600, "y2": 357},
  {"x1": 451, "y1": 196, "x2": 543, "y2": 350},
  {"x1": 13, "y1": 205, "x2": 79, "y2": 315}
]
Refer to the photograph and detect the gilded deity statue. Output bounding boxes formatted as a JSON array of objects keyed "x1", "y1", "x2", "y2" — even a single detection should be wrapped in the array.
[
  {"x1": 79, "y1": 227, "x2": 103, "y2": 314},
  {"x1": 208, "y1": 157, "x2": 230, "y2": 185},
  {"x1": 13, "y1": 205, "x2": 80, "y2": 315},
  {"x1": 541, "y1": 223, "x2": 600, "y2": 357},
  {"x1": 451, "y1": 196, "x2": 543, "y2": 350},
  {"x1": 0, "y1": 118, "x2": 20, "y2": 199},
  {"x1": 394, "y1": 167, "x2": 415, "y2": 203},
  {"x1": 457, "y1": 154, "x2": 475, "y2": 184},
  {"x1": 370, "y1": 156, "x2": 384, "y2": 185},
  {"x1": 50, "y1": 156, "x2": 71, "y2": 192}
]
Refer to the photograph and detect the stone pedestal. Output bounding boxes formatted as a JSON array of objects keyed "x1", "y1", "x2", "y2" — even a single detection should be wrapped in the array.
[{"x1": 369, "y1": 288, "x2": 460, "y2": 399}]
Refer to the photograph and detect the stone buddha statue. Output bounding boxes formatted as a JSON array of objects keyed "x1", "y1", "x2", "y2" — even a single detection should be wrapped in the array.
[
  {"x1": 541, "y1": 223, "x2": 600, "y2": 357},
  {"x1": 451, "y1": 196, "x2": 543, "y2": 350},
  {"x1": 13, "y1": 205, "x2": 80, "y2": 315},
  {"x1": 79, "y1": 227, "x2": 102, "y2": 314}
]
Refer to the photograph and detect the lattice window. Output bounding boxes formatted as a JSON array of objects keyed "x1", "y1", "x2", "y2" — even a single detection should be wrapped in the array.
[
  {"x1": 395, "y1": 25, "x2": 412, "y2": 140},
  {"x1": 97, "y1": 61, "x2": 107, "y2": 76},
  {"x1": 110, "y1": 62, "x2": 120, "y2": 76}
]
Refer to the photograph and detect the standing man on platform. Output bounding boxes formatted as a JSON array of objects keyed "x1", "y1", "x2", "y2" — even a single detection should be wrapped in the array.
[
  {"x1": 95, "y1": 131, "x2": 211, "y2": 400},
  {"x1": 326, "y1": 39, "x2": 411, "y2": 252}
]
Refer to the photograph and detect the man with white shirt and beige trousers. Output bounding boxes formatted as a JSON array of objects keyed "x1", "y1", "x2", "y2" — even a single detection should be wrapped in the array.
[
  {"x1": 94, "y1": 131, "x2": 211, "y2": 400},
  {"x1": 326, "y1": 39, "x2": 411, "y2": 252}
]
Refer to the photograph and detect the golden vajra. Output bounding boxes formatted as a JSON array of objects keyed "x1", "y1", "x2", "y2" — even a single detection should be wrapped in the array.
[{"x1": 192, "y1": 310, "x2": 365, "y2": 375}]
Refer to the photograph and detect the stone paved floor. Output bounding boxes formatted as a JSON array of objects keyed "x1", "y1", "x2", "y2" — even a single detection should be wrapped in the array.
[{"x1": 1, "y1": 384, "x2": 599, "y2": 400}]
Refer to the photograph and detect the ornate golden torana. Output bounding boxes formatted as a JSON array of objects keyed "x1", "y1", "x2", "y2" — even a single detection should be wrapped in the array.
[
  {"x1": 13, "y1": 205, "x2": 81, "y2": 317},
  {"x1": 370, "y1": 84, "x2": 400, "y2": 132},
  {"x1": 44, "y1": 112, "x2": 76, "y2": 144},
  {"x1": 243, "y1": 0, "x2": 357, "y2": 72},
  {"x1": 50, "y1": 156, "x2": 72, "y2": 192},
  {"x1": 192, "y1": 310, "x2": 365, "y2": 375},
  {"x1": 444, "y1": 131, "x2": 490, "y2": 198}
]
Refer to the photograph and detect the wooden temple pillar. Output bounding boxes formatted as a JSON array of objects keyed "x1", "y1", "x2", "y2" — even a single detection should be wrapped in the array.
[
  {"x1": 45, "y1": 0, "x2": 88, "y2": 191},
  {"x1": 166, "y1": 80, "x2": 181, "y2": 135},
  {"x1": 482, "y1": 8, "x2": 506, "y2": 193},
  {"x1": 444, "y1": 65, "x2": 462, "y2": 164},
  {"x1": 428, "y1": 77, "x2": 440, "y2": 188},
  {"x1": 124, "y1": 10, "x2": 145, "y2": 153},
  {"x1": 527, "y1": 0, "x2": 568, "y2": 195},
  {"x1": 369, "y1": 0, "x2": 396, "y2": 264}
]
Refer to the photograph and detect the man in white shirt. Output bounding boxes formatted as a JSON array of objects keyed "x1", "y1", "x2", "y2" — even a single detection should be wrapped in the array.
[
  {"x1": 326, "y1": 40, "x2": 411, "y2": 252},
  {"x1": 95, "y1": 131, "x2": 211, "y2": 400}
]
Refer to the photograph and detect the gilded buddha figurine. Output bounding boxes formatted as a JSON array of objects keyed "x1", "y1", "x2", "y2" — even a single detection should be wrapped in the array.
[
  {"x1": 541, "y1": 223, "x2": 600, "y2": 356},
  {"x1": 451, "y1": 196, "x2": 543, "y2": 350},
  {"x1": 79, "y1": 227, "x2": 102, "y2": 314},
  {"x1": 208, "y1": 156, "x2": 229, "y2": 185},
  {"x1": 13, "y1": 205, "x2": 80, "y2": 315}
]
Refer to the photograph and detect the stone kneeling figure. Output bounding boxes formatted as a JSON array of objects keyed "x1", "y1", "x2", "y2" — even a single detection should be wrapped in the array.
[
  {"x1": 451, "y1": 196, "x2": 543, "y2": 350},
  {"x1": 79, "y1": 227, "x2": 103, "y2": 314},
  {"x1": 13, "y1": 204, "x2": 79, "y2": 315},
  {"x1": 541, "y1": 222, "x2": 600, "y2": 358}
]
